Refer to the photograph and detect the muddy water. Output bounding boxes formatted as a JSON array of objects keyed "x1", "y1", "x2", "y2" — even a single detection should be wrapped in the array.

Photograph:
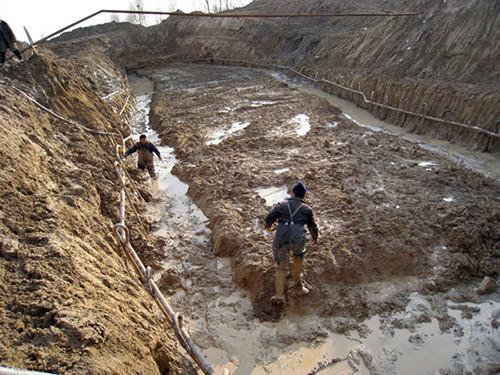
[
  {"x1": 271, "y1": 72, "x2": 500, "y2": 182},
  {"x1": 128, "y1": 66, "x2": 499, "y2": 375}
]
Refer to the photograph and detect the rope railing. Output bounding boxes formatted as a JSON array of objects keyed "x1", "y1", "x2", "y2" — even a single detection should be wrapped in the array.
[
  {"x1": 0, "y1": 79, "x2": 214, "y2": 374},
  {"x1": 184, "y1": 58, "x2": 500, "y2": 141},
  {"x1": 113, "y1": 143, "x2": 215, "y2": 375}
]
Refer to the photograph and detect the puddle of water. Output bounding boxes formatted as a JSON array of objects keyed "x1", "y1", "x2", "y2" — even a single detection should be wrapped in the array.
[
  {"x1": 355, "y1": 293, "x2": 499, "y2": 375},
  {"x1": 289, "y1": 114, "x2": 311, "y2": 136},
  {"x1": 207, "y1": 121, "x2": 251, "y2": 145},
  {"x1": 219, "y1": 106, "x2": 235, "y2": 114},
  {"x1": 255, "y1": 186, "x2": 289, "y2": 206},
  {"x1": 447, "y1": 300, "x2": 500, "y2": 374},
  {"x1": 128, "y1": 74, "x2": 209, "y2": 234},
  {"x1": 327, "y1": 121, "x2": 340, "y2": 129},
  {"x1": 250, "y1": 100, "x2": 278, "y2": 107},
  {"x1": 418, "y1": 161, "x2": 438, "y2": 167},
  {"x1": 343, "y1": 113, "x2": 386, "y2": 133},
  {"x1": 251, "y1": 334, "x2": 363, "y2": 375},
  {"x1": 274, "y1": 167, "x2": 291, "y2": 175},
  {"x1": 271, "y1": 72, "x2": 500, "y2": 182}
]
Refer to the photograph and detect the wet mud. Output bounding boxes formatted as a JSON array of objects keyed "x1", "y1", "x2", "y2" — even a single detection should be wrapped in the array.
[{"x1": 128, "y1": 64, "x2": 499, "y2": 374}]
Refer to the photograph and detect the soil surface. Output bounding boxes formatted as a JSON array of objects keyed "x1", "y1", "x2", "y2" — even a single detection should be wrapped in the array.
[
  {"x1": 1, "y1": 0, "x2": 499, "y2": 373},
  {"x1": 0, "y1": 51, "x2": 194, "y2": 374},
  {"x1": 134, "y1": 63, "x2": 499, "y2": 374}
]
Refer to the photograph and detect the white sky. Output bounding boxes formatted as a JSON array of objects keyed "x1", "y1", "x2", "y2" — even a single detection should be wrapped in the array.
[{"x1": 1, "y1": 0, "x2": 253, "y2": 42}]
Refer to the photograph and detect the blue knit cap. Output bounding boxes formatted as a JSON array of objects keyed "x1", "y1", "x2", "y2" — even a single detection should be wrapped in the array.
[{"x1": 292, "y1": 181, "x2": 307, "y2": 199}]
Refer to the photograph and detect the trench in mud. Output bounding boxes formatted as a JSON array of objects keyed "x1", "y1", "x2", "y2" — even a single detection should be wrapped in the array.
[
  {"x1": 270, "y1": 72, "x2": 500, "y2": 182},
  {"x1": 128, "y1": 67, "x2": 499, "y2": 375}
]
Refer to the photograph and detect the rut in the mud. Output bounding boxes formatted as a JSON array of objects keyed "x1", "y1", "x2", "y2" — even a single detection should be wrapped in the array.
[{"x1": 128, "y1": 64, "x2": 499, "y2": 375}]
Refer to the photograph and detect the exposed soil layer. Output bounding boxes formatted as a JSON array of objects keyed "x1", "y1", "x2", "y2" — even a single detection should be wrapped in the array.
[
  {"x1": 0, "y1": 50, "x2": 193, "y2": 374},
  {"x1": 143, "y1": 63, "x2": 499, "y2": 318},
  {"x1": 54, "y1": 0, "x2": 500, "y2": 152},
  {"x1": 1, "y1": 0, "x2": 499, "y2": 373}
]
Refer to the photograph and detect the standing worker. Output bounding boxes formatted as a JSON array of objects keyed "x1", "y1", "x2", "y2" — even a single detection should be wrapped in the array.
[
  {"x1": 265, "y1": 182, "x2": 319, "y2": 305},
  {"x1": 123, "y1": 134, "x2": 162, "y2": 180},
  {"x1": 0, "y1": 19, "x2": 23, "y2": 66}
]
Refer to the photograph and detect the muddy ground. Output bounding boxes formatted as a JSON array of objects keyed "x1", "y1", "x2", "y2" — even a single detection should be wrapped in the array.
[
  {"x1": 129, "y1": 63, "x2": 500, "y2": 374},
  {"x1": 0, "y1": 51, "x2": 194, "y2": 374}
]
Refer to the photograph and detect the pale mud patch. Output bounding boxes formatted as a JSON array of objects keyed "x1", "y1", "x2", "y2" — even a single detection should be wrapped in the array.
[
  {"x1": 289, "y1": 114, "x2": 312, "y2": 136},
  {"x1": 207, "y1": 121, "x2": 251, "y2": 145},
  {"x1": 274, "y1": 167, "x2": 291, "y2": 175},
  {"x1": 255, "y1": 186, "x2": 289, "y2": 206}
]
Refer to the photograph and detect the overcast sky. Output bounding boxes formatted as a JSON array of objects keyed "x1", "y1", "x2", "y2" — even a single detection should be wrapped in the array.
[{"x1": 1, "y1": 0, "x2": 253, "y2": 42}]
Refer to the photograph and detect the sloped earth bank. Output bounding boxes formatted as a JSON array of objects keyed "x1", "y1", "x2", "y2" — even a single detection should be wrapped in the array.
[
  {"x1": 0, "y1": 51, "x2": 193, "y2": 374},
  {"x1": 132, "y1": 64, "x2": 500, "y2": 374}
]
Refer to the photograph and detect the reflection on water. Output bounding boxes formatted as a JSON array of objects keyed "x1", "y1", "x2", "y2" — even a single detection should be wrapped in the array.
[{"x1": 272, "y1": 71, "x2": 500, "y2": 182}]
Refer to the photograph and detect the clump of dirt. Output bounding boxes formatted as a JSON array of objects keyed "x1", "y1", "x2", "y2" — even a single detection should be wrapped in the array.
[
  {"x1": 0, "y1": 50, "x2": 193, "y2": 374},
  {"x1": 144, "y1": 64, "x2": 499, "y2": 321}
]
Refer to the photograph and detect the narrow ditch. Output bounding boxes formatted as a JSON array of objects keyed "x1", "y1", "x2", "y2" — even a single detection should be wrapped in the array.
[
  {"x1": 127, "y1": 66, "x2": 499, "y2": 375},
  {"x1": 270, "y1": 72, "x2": 500, "y2": 182}
]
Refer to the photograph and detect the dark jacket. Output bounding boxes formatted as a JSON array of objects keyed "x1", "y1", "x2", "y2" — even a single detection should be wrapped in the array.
[
  {"x1": 0, "y1": 20, "x2": 16, "y2": 52},
  {"x1": 124, "y1": 141, "x2": 161, "y2": 159},
  {"x1": 265, "y1": 197, "x2": 319, "y2": 241}
]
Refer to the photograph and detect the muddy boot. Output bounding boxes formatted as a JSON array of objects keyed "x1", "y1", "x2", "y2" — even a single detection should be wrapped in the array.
[
  {"x1": 290, "y1": 256, "x2": 310, "y2": 296},
  {"x1": 271, "y1": 262, "x2": 288, "y2": 304},
  {"x1": 151, "y1": 178, "x2": 159, "y2": 197}
]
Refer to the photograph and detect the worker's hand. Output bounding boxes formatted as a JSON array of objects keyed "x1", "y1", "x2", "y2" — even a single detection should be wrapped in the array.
[{"x1": 266, "y1": 224, "x2": 276, "y2": 232}]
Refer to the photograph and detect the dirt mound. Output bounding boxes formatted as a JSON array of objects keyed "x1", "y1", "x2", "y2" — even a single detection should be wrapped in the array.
[{"x1": 0, "y1": 51, "x2": 193, "y2": 374}]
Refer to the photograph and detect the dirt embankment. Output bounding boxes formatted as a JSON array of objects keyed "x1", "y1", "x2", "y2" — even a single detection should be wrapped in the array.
[
  {"x1": 0, "y1": 48, "x2": 192, "y2": 374},
  {"x1": 145, "y1": 64, "x2": 499, "y2": 319},
  {"x1": 54, "y1": 0, "x2": 500, "y2": 152}
]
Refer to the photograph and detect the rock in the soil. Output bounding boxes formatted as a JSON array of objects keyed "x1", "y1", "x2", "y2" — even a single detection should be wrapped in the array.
[
  {"x1": 13, "y1": 320, "x2": 25, "y2": 332},
  {"x1": 367, "y1": 137, "x2": 378, "y2": 146},
  {"x1": 477, "y1": 276, "x2": 496, "y2": 295},
  {"x1": 0, "y1": 239, "x2": 18, "y2": 258}
]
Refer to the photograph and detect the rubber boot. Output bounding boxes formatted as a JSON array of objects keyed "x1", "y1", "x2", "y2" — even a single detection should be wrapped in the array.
[
  {"x1": 271, "y1": 261, "x2": 288, "y2": 304},
  {"x1": 151, "y1": 178, "x2": 159, "y2": 196},
  {"x1": 290, "y1": 256, "x2": 309, "y2": 295}
]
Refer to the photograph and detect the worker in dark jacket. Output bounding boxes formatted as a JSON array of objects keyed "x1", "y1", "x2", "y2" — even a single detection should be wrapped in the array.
[
  {"x1": 265, "y1": 182, "x2": 318, "y2": 304},
  {"x1": 124, "y1": 134, "x2": 162, "y2": 179},
  {"x1": 0, "y1": 19, "x2": 22, "y2": 65}
]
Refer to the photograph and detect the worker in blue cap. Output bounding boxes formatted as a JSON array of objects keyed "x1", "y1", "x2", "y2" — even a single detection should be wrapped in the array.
[{"x1": 265, "y1": 181, "x2": 319, "y2": 304}]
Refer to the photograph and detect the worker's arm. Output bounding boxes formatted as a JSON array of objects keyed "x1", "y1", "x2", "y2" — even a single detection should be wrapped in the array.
[
  {"x1": 151, "y1": 144, "x2": 162, "y2": 159},
  {"x1": 265, "y1": 204, "x2": 282, "y2": 229},
  {"x1": 123, "y1": 144, "x2": 138, "y2": 158},
  {"x1": 306, "y1": 211, "x2": 319, "y2": 242}
]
